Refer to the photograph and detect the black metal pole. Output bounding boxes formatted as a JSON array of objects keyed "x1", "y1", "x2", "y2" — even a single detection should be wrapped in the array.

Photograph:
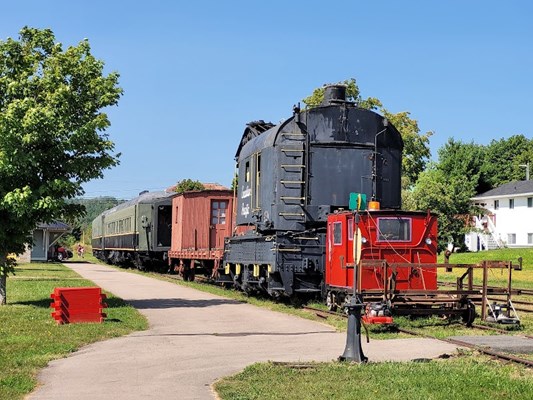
[{"x1": 339, "y1": 211, "x2": 367, "y2": 363}]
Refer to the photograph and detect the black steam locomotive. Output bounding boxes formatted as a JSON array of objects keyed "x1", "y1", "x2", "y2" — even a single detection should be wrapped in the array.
[{"x1": 217, "y1": 85, "x2": 403, "y2": 299}]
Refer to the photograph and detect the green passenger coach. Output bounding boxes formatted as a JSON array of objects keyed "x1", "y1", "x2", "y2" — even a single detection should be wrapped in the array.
[{"x1": 92, "y1": 191, "x2": 176, "y2": 269}]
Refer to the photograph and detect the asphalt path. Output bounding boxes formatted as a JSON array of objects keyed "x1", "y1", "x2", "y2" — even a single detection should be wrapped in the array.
[{"x1": 28, "y1": 262, "x2": 460, "y2": 400}]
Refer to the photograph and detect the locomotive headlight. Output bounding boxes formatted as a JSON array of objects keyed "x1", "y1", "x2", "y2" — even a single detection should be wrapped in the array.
[
  {"x1": 361, "y1": 236, "x2": 368, "y2": 244},
  {"x1": 425, "y1": 237, "x2": 432, "y2": 245}
]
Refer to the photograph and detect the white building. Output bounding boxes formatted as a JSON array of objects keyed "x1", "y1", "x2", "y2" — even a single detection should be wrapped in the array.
[{"x1": 466, "y1": 180, "x2": 533, "y2": 251}]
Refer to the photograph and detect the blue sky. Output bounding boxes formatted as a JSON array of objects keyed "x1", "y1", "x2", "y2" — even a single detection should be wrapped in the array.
[{"x1": 2, "y1": 1, "x2": 532, "y2": 199}]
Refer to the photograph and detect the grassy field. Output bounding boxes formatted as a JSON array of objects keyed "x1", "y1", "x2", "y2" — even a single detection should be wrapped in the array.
[
  {"x1": 438, "y1": 247, "x2": 533, "y2": 289},
  {"x1": 0, "y1": 262, "x2": 148, "y2": 400}
]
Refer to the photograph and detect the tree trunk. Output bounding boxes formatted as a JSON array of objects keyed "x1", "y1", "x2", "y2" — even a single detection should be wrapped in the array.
[
  {"x1": 0, "y1": 254, "x2": 6, "y2": 305},
  {"x1": 0, "y1": 270, "x2": 6, "y2": 305}
]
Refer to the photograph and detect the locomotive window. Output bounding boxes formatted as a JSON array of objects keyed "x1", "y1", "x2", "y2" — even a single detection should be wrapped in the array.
[
  {"x1": 245, "y1": 161, "x2": 250, "y2": 183},
  {"x1": 377, "y1": 218, "x2": 411, "y2": 242},
  {"x1": 254, "y1": 152, "x2": 261, "y2": 209},
  {"x1": 333, "y1": 222, "x2": 342, "y2": 245}
]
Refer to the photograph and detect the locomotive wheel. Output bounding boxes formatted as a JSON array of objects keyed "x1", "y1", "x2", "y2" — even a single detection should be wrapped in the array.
[
  {"x1": 326, "y1": 292, "x2": 337, "y2": 312},
  {"x1": 462, "y1": 301, "x2": 476, "y2": 327}
]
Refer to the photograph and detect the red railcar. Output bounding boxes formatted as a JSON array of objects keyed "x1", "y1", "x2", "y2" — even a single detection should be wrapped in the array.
[
  {"x1": 326, "y1": 209, "x2": 438, "y2": 291},
  {"x1": 325, "y1": 209, "x2": 444, "y2": 318},
  {"x1": 168, "y1": 186, "x2": 234, "y2": 280}
]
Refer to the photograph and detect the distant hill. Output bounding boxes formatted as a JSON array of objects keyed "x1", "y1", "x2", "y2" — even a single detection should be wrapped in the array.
[{"x1": 68, "y1": 197, "x2": 125, "y2": 230}]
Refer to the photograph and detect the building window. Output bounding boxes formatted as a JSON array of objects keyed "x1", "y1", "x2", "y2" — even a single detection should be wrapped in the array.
[
  {"x1": 528, "y1": 233, "x2": 533, "y2": 245},
  {"x1": 494, "y1": 200, "x2": 499, "y2": 210},
  {"x1": 507, "y1": 233, "x2": 516, "y2": 245},
  {"x1": 528, "y1": 197, "x2": 532, "y2": 208},
  {"x1": 509, "y1": 199, "x2": 514, "y2": 209}
]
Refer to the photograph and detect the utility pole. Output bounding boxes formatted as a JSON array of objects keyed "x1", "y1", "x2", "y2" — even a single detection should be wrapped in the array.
[{"x1": 519, "y1": 162, "x2": 530, "y2": 181}]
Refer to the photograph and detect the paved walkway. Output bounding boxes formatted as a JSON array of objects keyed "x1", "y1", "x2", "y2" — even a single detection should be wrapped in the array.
[{"x1": 29, "y1": 262, "x2": 460, "y2": 400}]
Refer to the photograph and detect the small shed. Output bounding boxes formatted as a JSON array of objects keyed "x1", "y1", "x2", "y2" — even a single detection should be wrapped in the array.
[{"x1": 29, "y1": 221, "x2": 72, "y2": 261}]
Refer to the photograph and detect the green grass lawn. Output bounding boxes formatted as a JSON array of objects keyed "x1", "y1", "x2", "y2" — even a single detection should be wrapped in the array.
[
  {"x1": 438, "y1": 247, "x2": 533, "y2": 288},
  {"x1": 214, "y1": 357, "x2": 533, "y2": 400},
  {"x1": 0, "y1": 262, "x2": 148, "y2": 400}
]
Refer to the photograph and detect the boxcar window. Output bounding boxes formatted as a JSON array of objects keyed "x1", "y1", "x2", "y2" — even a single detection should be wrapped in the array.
[
  {"x1": 377, "y1": 218, "x2": 411, "y2": 242},
  {"x1": 333, "y1": 221, "x2": 342, "y2": 245},
  {"x1": 211, "y1": 201, "x2": 228, "y2": 225}
]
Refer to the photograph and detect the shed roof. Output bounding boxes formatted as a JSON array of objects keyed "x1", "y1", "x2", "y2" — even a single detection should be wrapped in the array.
[
  {"x1": 472, "y1": 180, "x2": 533, "y2": 199},
  {"x1": 37, "y1": 221, "x2": 71, "y2": 231}
]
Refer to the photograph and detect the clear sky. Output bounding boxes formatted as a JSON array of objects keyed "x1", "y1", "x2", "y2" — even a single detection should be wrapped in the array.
[{"x1": 2, "y1": 1, "x2": 532, "y2": 199}]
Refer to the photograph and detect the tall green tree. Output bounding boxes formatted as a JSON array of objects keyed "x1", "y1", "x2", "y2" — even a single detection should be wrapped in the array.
[
  {"x1": 303, "y1": 78, "x2": 432, "y2": 188},
  {"x1": 481, "y1": 135, "x2": 533, "y2": 191},
  {"x1": 409, "y1": 164, "x2": 478, "y2": 252},
  {"x1": 0, "y1": 27, "x2": 122, "y2": 304},
  {"x1": 435, "y1": 138, "x2": 486, "y2": 193}
]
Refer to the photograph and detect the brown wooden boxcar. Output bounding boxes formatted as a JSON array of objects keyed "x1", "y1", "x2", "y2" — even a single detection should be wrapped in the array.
[{"x1": 168, "y1": 186, "x2": 234, "y2": 280}]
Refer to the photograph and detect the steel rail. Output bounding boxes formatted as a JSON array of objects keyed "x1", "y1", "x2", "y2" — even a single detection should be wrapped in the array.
[{"x1": 397, "y1": 327, "x2": 533, "y2": 368}]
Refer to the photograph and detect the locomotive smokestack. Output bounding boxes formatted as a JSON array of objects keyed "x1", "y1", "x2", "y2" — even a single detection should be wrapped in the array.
[{"x1": 321, "y1": 84, "x2": 347, "y2": 106}]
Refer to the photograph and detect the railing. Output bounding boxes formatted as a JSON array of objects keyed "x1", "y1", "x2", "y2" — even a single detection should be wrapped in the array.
[{"x1": 472, "y1": 215, "x2": 504, "y2": 250}]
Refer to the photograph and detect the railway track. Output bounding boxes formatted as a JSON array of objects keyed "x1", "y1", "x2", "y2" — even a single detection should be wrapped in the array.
[
  {"x1": 397, "y1": 327, "x2": 533, "y2": 368},
  {"x1": 302, "y1": 306, "x2": 533, "y2": 368}
]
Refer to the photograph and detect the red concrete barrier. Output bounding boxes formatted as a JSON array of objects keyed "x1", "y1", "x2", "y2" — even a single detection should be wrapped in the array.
[{"x1": 50, "y1": 287, "x2": 107, "y2": 324}]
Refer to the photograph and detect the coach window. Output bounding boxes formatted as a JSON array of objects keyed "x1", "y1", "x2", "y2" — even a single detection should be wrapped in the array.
[
  {"x1": 333, "y1": 221, "x2": 342, "y2": 245},
  {"x1": 528, "y1": 197, "x2": 532, "y2": 208},
  {"x1": 494, "y1": 200, "x2": 499, "y2": 210},
  {"x1": 509, "y1": 199, "x2": 514, "y2": 209}
]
